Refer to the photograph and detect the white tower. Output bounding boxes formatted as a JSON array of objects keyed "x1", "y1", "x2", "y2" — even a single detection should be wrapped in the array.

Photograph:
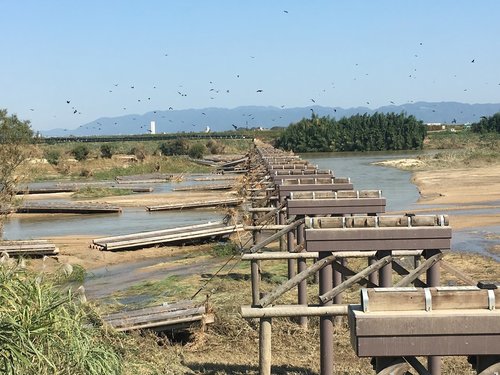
[{"x1": 150, "y1": 121, "x2": 156, "y2": 134}]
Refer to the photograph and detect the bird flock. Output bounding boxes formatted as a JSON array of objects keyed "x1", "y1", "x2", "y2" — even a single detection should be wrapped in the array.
[{"x1": 23, "y1": 8, "x2": 493, "y2": 135}]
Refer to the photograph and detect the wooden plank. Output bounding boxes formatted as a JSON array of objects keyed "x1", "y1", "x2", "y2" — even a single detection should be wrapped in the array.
[
  {"x1": 146, "y1": 197, "x2": 242, "y2": 211},
  {"x1": 306, "y1": 238, "x2": 451, "y2": 252},
  {"x1": 16, "y1": 201, "x2": 122, "y2": 214},
  {"x1": 172, "y1": 184, "x2": 233, "y2": 192},
  {"x1": 363, "y1": 287, "x2": 500, "y2": 312},
  {"x1": 354, "y1": 334, "x2": 500, "y2": 357}
]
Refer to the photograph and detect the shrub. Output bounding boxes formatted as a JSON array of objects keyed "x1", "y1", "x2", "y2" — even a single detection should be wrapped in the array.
[
  {"x1": 158, "y1": 139, "x2": 188, "y2": 156},
  {"x1": 71, "y1": 144, "x2": 90, "y2": 161},
  {"x1": 188, "y1": 143, "x2": 206, "y2": 159},
  {"x1": 44, "y1": 149, "x2": 61, "y2": 165},
  {"x1": 100, "y1": 144, "x2": 114, "y2": 159},
  {"x1": 130, "y1": 145, "x2": 146, "y2": 162}
]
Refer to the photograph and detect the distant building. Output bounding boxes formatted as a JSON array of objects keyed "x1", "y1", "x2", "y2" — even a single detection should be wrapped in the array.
[
  {"x1": 150, "y1": 121, "x2": 156, "y2": 134},
  {"x1": 205, "y1": 126, "x2": 210, "y2": 133}
]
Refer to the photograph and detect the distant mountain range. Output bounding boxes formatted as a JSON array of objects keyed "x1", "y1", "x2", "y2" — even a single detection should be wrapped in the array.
[{"x1": 41, "y1": 101, "x2": 500, "y2": 137}]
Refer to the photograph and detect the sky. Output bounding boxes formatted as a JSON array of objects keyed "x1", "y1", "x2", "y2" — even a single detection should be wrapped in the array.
[{"x1": 1, "y1": 1, "x2": 500, "y2": 132}]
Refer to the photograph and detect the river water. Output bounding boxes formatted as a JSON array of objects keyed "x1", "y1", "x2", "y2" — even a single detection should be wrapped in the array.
[{"x1": 3, "y1": 150, "x2": 499, "y2": 264}]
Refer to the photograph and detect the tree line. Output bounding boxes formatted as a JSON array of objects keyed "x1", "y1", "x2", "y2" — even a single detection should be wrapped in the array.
[
  {"x1": 274, "y1": 112, "x2": 427, "y2": 152},
  {"x1": 471, "y1": 112, "x2": 500, "y2": 133}
]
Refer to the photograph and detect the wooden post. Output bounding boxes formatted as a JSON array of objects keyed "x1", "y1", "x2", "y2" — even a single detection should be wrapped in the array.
[
  {"x1": 259, "y1": 317, "x2": 272, "y2": 375},
  {"x1": 426, "y1": 249, "x2": 441, "y2": 375},
  {"x1": 376, "y1": 250, "x2": 392, "y2": 373},
  {"x1": 333, "y1": 259, "x2": 343, "y2": 325},
  {"x1": 296, "y1": 220, "x2": 307, "y2": 328},
  {"x1": 319, "y1": 252, "x2": 334, "y2": 375},
  {"x1": 251, "y1": 260, "x2": 261, "y2": 306},
  {"x1": 252, "y1": 212, "x2": 262, "y2": 245},
  {"x1": 368, "y1": 256, "x2": 379, "y2": 285}
]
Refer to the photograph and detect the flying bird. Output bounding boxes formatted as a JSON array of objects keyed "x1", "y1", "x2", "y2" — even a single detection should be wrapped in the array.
[
  {"x1": 471, "y1": 59, "x2": 475, "y2": 63},
  {"x1": 310, "y1": 99, "x2": 316, "y2": 103},
  {"x1": 256, "y1": 89, "x2": 263, "y2": 93},
  {"x1": 66, "y1": 100, "x2": 70, "y2": 104},
  {"x1": 283, "y1": 10, "x2": 289, "y2": 13}
]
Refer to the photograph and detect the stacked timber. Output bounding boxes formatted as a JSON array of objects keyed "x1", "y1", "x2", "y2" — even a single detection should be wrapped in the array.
[
  {"x1": 16, "y1": 201, "x2": 122, "y2": 214},
  {"x1": 0, "y1": 240, "x2": 59, "y2": 256},
  {"x1": 91, "y1": 221, "x2": 244, "y2": 251},
  {"x1": 103, "y1": 300, "x2": 214, "y2": 332},
  {"x1": 146, "y1": 197, "x2": 242, "y2": 211}
]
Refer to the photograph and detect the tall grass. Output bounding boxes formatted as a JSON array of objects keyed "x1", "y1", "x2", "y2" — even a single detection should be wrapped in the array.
[{"x1": 0, "y1": 262, "x2": 121, "y2": 375}]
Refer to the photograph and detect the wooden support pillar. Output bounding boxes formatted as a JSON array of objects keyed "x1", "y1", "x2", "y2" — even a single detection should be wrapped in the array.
[
  {"x1": 368, "y1": 256, "x2": 379, "y2": 285},
  {"x1": 287, "y1": 226, "x2": 297, "y2": 280},
  {"x1": 376, "y1": 250, "x2": 392, "y2": 372},
  {"x1": 426, "y1": 249, "x2": 441, "y2": 375},
  {"x1": 332, "y1": 259, "x2": 343, "y2": 326},
  {"x1": 252, "y1": 212, "x2": 262, "y2": 245},
  {"x1": 319, "y1": 252, "x2": 334, "y2": 375},
  {"x1": 377, "y1": 250, "x2": 392, "y2": 288},
  {"x1": 259, "y1": 317, "x2": 272, "y2": 375},
  {"x1": 251, "y1": 259, "x2": 261, "y2": 306},
  {"x1": 296, "y1": 220, "x2": 307, "y2": 328}
]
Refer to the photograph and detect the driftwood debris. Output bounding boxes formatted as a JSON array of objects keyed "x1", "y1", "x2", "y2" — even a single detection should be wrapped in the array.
[
  {"x1": 103, "y1": 300, "x2": 214, "y2": 332},
  {"x1": 0, "y1": 240, "x2": 59, "y2": 256}
]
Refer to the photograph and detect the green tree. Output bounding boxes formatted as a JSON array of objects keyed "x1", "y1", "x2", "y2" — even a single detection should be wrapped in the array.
[{"x1": 0, "y1": 109, "x2": 36, "y2": 238}]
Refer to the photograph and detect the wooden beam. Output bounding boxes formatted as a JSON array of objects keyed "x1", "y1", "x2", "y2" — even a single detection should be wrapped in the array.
[
  {"x1": 242, "y1": 252, "x2": 319, "y2": 260},
  {"x1": 257, "y1": 253, "x2": 338, "y2": 307},
  {"x1": 395, "y1": 253, "x2": 443, "y2": 287},
  {"x1": 319, "y1": 256, "x2": 392, "y2": 304},
  {"x1": 240, "y1": 304, "x2": 349, "y2": 318},
  {"x1": 248, "y1": 219, "x2": 304, "y2": 253},
  {"x1": 391, "y1": 260, "x2": 427, "y2": 288}
]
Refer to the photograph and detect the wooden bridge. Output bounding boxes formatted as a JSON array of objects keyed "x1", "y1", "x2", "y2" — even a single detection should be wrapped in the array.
[{"x1": 238, "y1": 140, "x2": 498, "y2": 375}]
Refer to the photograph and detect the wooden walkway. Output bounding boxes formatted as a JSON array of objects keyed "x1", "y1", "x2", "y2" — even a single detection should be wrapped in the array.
[
  {"x1": 91, "y1": 221, "x2": 244, "y2": 251},
  {"x1": 146, "y1": 197, "x2": 242, "y2": 211},
  {"x1": 16, "y1": 201, "x2": 122, "y2": 214},
  {"x1": 103, "y1": 300, "x2": 214, "y2": 332},
  {"x1": 0, "y1": 240, "x2": 59, "y2": 256}
]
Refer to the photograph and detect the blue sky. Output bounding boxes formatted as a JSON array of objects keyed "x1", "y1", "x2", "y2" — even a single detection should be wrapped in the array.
[{"x1": 1, "y1": 1, "x2": 500, "y2": 131}]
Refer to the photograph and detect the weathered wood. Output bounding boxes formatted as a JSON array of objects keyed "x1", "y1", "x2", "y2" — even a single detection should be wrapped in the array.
[
  {"x1": 394, "y1": 252, "x2": 443, "y2": 287},
  {"x1": 391, "y1": 260, "x2": 427, "y2": 288},
  {"x1": 16, "y1": 201, "x2": 122, "y2": 214},
  {"x1": 146, "y1": 197, "x2": 242, "y2": 211},
  {"x1": 257, "y1": 253, "x2": 338, "y2": 307},
  {"x1": 172, "y1": 184, "x2": 233, "y2": 192},
  {"x1": 259, "y1": 317, "x2": 272, "y2": 375},
  {"x1": 349, "y1": 304, "x2": 500, "y2": 356},
  {"x1": 242, "y1": 252, "x2": 320, "y2": 260},
  {"x1": 240, "y1": 304, "x2": 349, "y2": 318},
  {"x1": 0, "y1": 240, "x2": 59, "y2": 256},
  {"x1": 103, "y1": 301, "x2": 212, "y2": 332},
  {"x1": 92, "y1": 222, "x2": 243, "y2": 251},
  {"x1": 305, "y1": 227, "x2": 452, "y2": 252},
  {"x1": 248, "y1": 219, "x2": 304, "y2": 253},
  {"x1": 319, "y1": 256, "x2": 392, "y2": 303},
  {"x1": 254, "y1": 201, "x2": 287, "y2": 225}
]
